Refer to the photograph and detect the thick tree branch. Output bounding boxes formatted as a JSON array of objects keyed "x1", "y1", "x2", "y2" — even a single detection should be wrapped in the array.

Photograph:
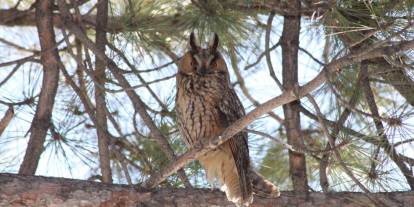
[{"x1": 0, "y1": 173, "x2": 411, "y2": 207}]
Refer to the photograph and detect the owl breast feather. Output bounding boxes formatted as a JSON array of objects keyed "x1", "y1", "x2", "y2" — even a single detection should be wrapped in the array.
[{"x1": 176, "y1": 73, "x2": 229, "y2": 146}]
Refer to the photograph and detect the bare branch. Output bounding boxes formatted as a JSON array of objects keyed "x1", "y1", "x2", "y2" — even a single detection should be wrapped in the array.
[
  {"x1": 265, "y1": 11, "x2": 283, "y2": 90},
  {"x1": 229, "y1": 45, "x2": 283, "y2": 123},
  {"x1": 0, "y1": 106, "x2": 14, "y2": 136},
  {"x1": 19, "y1": 0, "x2": 61, "y2": 175},
  {"x1": 244, "y1": 42, "x2": 280, "y2": 71},
  {"x1": 248, "y1": 129, "x2": 350, "y2": 155}
]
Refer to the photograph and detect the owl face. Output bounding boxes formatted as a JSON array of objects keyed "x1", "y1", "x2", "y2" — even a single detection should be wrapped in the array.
[{"x1": 179, "y1": 32, "x2": 228, "y2": 76}]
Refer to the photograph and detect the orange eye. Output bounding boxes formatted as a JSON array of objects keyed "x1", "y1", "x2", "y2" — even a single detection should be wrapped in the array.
[
  {"x1": 191, "y1": 60, "x2": 197, "y2": 67},
  {"x1": 210, "y1": 61, "x2": 217, "y2": 68}
]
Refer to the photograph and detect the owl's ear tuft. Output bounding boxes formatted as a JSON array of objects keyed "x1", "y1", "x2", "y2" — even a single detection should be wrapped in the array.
[
  {"x1": 189, "y1": 32, "x2": 198, "y2": 52},
  {"x1": 209, "y1": 33, "x2": 219, "y2": 54}
]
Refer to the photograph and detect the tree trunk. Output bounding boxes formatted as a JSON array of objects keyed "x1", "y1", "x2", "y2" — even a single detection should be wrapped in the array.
[
  {"x1": 94, "y1": 0, "x2": 112, "y2": 184},
  {"x1": 0, "y1": 173, "x2": 411, "y2": 207},
  {"x1": 281, "y1": 0, "x2": 308, "y2": 192},
  {"x1": 18, "y1": 0, "x2": 60, "y2": 175}
]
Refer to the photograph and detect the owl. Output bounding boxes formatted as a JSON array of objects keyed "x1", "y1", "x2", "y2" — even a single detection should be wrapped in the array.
[{"x1": 175, "y1": 32, "x2": 280, "y2": 206}]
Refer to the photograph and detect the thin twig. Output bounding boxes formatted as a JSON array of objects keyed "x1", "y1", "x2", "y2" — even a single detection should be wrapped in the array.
[
  {"x1": 299, "y1": 46, "x2": 325, "y2": 66},
  {"x1": 265, "y1": 11, "x2": 283, "y2": 90},
  {"x1": 106, "y1": 73, "x2": 176, "y2": 93},
  {"x1": 228, "y1": 45, "x2": 283, "y2": 123},
  {"x1": 306, "y1": 94, "x2": 372, "y2": 193},
  {"x1": 244, "y1": 42, "x2": 280, "y2": 71},
  {"x1": 248, "y1": 129, "x2": 350, "y2": 154},
  {"x1": 360, "y1": 60, "x2": 414, "y2": 189}
]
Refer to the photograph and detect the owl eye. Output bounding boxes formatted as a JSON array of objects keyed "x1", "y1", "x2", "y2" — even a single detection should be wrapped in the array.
[
  {"x1": 210, "y1": 61, "x2": 217, "y2": 68},
  {"x1": 191, "y1": 60, "x2": 197, "y2": 69}
]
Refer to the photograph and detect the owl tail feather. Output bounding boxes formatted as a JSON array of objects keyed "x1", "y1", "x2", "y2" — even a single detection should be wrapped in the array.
[
  {"x1": 199, "y1": 147, "x2": 253, "y2": 206},
  {"x1": 249, "y1": 169, "x2": 280, "y2": 198}
]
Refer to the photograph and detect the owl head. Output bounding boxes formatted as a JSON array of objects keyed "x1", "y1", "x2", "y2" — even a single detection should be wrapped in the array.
[{"x1": 179, "y1": 32, "x2": 228, "y2": 76}]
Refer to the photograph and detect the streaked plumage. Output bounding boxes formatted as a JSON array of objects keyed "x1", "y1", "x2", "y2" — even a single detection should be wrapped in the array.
[{"x1": 175, "y1": 33, "x2": 279, "y2": 206}]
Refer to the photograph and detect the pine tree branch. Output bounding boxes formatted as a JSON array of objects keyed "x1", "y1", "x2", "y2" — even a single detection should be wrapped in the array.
[
  {"x1": 360, "y1": 61, "x2": 414, "y2": 189},
  {"x1": 0, "y1": 173, "x2": 410, "y2": 207},
  {"x1": 57, "y1": 0, "x2": 192, "y2": 188},
  {"x1": 318, "y1": 64, "x2": 366, "y2": 192}
]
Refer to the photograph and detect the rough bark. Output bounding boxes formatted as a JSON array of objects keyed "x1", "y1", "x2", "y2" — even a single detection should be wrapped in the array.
[
  {"x1": 94, "y1": 0, "x2": 112, "y2": 184},
  {"x1": 0, "y1": 173, "x2": 412, "y2": 207},
  {"x1": 281, "y1": 1, "x2": 308, "y2": 192},
  {"x1": 0, "y1": 106, "x2": 14, "y2": 136},
  {"x1": 18, "y1": 0, "x2": 60, "y2": 175}
]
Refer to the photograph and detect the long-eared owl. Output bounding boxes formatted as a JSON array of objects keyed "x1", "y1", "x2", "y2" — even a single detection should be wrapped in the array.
[{"x1": 175, "y1": 33, "x2": 280, "y2": 206}]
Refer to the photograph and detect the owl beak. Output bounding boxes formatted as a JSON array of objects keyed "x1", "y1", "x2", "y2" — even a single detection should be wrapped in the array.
[{"x1": 197, "y1": 66, "x2": 207, "y2": 76}]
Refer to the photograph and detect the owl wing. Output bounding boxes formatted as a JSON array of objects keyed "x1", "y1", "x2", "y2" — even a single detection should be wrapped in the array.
[{"x1": 218, "y1": 89, "x2": 252, "y2": 200}]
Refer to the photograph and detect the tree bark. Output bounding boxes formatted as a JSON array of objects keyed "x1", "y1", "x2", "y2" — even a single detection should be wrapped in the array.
[
  {"x1": 281, "y1": 1, "x2": 308, "y2": 192},
  {"x1": 0, "y1": 173, "x2": 411, "y2": 207},
  {"x1": 94, "y1": 0, "x2": 112, "y2": 184},
  {"x1": 18, "y1": 0, "x2": 60, "y2": 175},
  {"x1": 0, "y1": 106, "x2": 14, "y2": 136}
]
